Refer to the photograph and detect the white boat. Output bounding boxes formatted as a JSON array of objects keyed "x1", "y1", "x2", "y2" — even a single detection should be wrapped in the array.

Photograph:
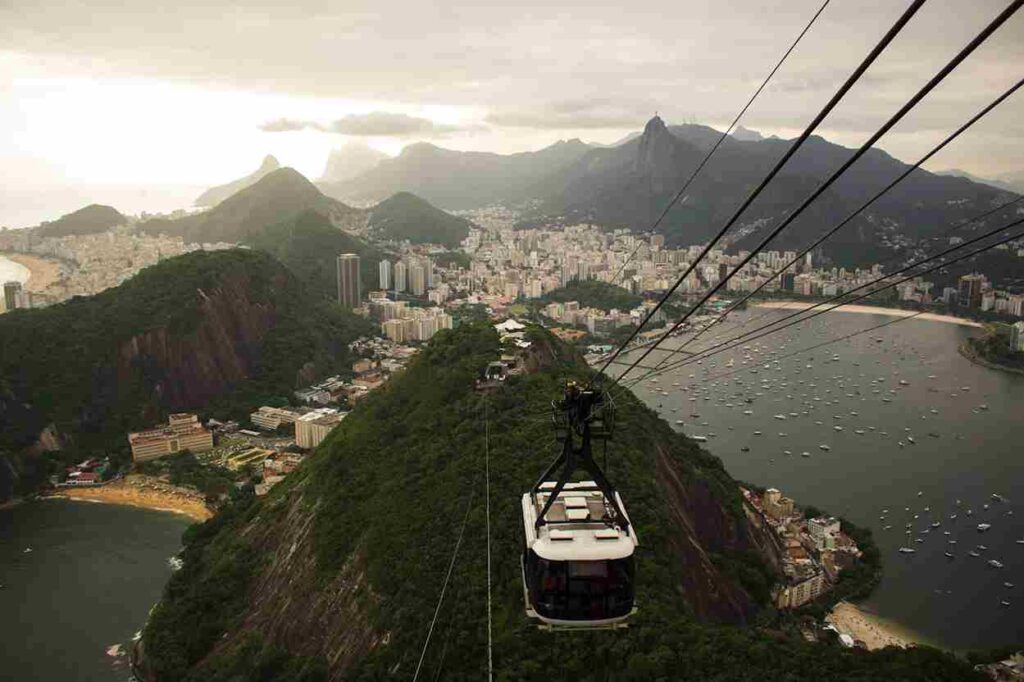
[
  {"x1": 774, "y1": 414, "x2": 786, "y2": 420},
  {"x1": 907, "y1": 436, "x2": 916, "y2": 444},
  {"x1": 945, "y1": 552, "x2": 954, "y2": 558},
  {"x1": 969, "y1": 550, "x2": 981, "y2": 557},
  {"x1": 819, "y1": 444, "x2": 831, "y2": 451},
  {"x1": 801, "y1": 452, "x2": 811, "y2": 458},
  {"x1": 988, "y1": 559, "x2": 1004, "y2": 568},
  {"x1": 898, "y1": 547, "x2": 915, "y2": 554},
  {"x1": 977, "y1": 523, "x2": 992, "y2": 532},
  {"x1": 692, "y1": 435, "x2": 708, "y2": 442},
  {"x1": 1004, "y1": 582, "x2": 1015, "y2": 588}
]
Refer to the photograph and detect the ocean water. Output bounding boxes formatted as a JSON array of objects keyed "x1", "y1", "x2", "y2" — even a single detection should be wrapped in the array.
[
  {"x1": 624, "y1": 308, "x2": 1024, "y2": 651},
  {"x1": 0, "y1": 499, "x2": 190, "y2": 680}
]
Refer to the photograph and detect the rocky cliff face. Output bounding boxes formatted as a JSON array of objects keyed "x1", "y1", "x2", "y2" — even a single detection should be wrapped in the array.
[{"x1": 115, "y1": 272, "x2": 278, "y2": 412}]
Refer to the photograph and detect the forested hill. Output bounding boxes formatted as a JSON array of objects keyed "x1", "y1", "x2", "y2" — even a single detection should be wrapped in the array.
[
  {"x1": 246, "y1": 210, "x2": 386, "y2": 301},
  {"x1": 34, "y1": 203, "x2": 127, "y2": 238},
  {"x1": 542, "y1": 279, "x2": 641, "y2": 311},
  {"x1": 367, "y1": 191, "x2": 472, "y2": 248},
  {"x1": 0, "y1": 249, "x2": 373, "y2": 500},
  {"x1": 141, "y1": 168, "x2": 366, "y2": 244},
  {"x1": 139, "y1": 324, "x2": 979, "y2": 681}
]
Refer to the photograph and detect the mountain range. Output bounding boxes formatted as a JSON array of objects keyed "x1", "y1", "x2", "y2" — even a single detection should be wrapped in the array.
[
  {"x1": 324, "y1": 116, "x2": 1018, "y2": 267},
  {"x1": 936, "y1": 168, "x2": 1024, "y2": 194}
]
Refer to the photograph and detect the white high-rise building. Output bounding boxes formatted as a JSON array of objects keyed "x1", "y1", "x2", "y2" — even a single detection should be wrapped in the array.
[
  {"x1": 410, "y1": 264, "x2": 427, "y2": 296},
  {"x1": 394, "y1": 261, "x2": 407, "y2": 293},
  {"x1": 379, "y1": 260, "x2": 392, "y2": 290}
]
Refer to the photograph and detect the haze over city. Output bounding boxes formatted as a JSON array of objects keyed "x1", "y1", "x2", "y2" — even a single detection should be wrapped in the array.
[{"x1": 2, "y1": 0, "x2": 1023, "y2": 227}]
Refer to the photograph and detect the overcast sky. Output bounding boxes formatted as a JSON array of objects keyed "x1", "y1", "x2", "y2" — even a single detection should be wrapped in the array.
[{"x1": 1, "y1": 0, "x2": 1022, "y2": 224}]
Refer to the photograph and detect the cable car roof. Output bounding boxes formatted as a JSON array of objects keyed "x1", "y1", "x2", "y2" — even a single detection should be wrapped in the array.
[{"x1": 522, "y1": 483, "x2": 638, "y2": 562}]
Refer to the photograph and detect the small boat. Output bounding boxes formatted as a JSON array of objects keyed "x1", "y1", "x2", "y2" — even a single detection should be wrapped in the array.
[
  {"x1": 1004, "y1": 582, "x2": 1015, "y2": 588},
  {"x1": 988, "y1": 559, "x2": 1004, "y2": 568},
  {"x1": 801, "y1": 452, "x2": 811, "y2": 458},
  {"x1": 692, "y1": 436, "x2": 708, "y2": 442},
  {"x1": 978, "y1": 545, "x2": 988, "y2": 551},
  {"x1": 907, "y1": 436, "x2": 916, "y2": 445},
  {"x1": 931, "y1": 521, "x2": 940, "y2": 528},
  {"x1": 898, "y1": 547, "x2": 916, "y2": 554},
  {"x1": 945, "y1": 552, "x2": 954, "y2": 558},
  {"x1": 977, "y1": 523, "x2": 992, "y2": 532},
  {"x1": 834, "y1": 426, "x2": 843, "y2": 432},
  {"x1": 969, "y1": 551, "x2": 980, "y2": 557},
  {"x1": 819, "y1": 444, "x2": 831, "y2": 451},
  {"x1": 740, "y1": 446, "x2": 750, "y2": 452}
]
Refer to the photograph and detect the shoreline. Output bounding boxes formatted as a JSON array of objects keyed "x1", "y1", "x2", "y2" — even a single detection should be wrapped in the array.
[
  {"x1": 958, "y1": 339, "x2": 1024, "y2": 376},
  {"x1": 826, "y1": 601, "x2": 932, "y2": 651},
  {"x1": 46, "y1": 475, "x2": 212, "y2": 522},
  {"x1": 754, "y1": 301, "x2": 982, "y2": 328},
  {"x1": 0, "y1": 251, "x2": 63, "y2": 292}
]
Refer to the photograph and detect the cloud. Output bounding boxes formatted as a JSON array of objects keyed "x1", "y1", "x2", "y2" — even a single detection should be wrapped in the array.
[
  {"x1": 259, "y1": 118, "x2": 319, "y2": 132},
  {"x1": 258, "y1": 111, "x2": 478, "y2": 137},
  {"x1": 486, "y1": 99, "x2": 654, "y2": 130}
]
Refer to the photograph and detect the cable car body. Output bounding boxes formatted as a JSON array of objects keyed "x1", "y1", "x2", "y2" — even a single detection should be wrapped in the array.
[
  {"x1": 521, "y1": 383, "x2": 638, "y2": 629},
  {"x1": 476, "y1": 361, "x2": 508, "y2": 392},
  {"x1": 521, "y1": 482, "x2": 638, "y2": 629}
]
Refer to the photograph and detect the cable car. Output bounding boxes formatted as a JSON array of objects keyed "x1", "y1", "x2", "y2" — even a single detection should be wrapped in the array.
[
  {"x1": 521, "y1": 383, "x2": 638, "y2": 629},
  {"x1": 476, "y1": 361, "x2": 508, "y2": 391}
]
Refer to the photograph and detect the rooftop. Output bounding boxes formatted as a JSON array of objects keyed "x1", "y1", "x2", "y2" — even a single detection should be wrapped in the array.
[{"x1": 521, "y1": 481, "x2": 638, "y2": 562}]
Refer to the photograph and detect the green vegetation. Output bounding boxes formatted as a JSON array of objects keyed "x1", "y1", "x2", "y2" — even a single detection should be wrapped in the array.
[
  {"x1": 35, "y1": 203, "x2": 126, "y2": 237},
  {"x1": 143, "y1": 495, "x2": 262, "y2": 680},
  {"x1": 542, "y1": 278, "x2": 641, "y2": 312},
  {"x1": 246, "y1": 209, "x2": 387, "y2": 301},
  {"x1": 0, "y1": 249, "x2": 373, "y2": 500},
  {"x1": 367, "y1": 191, "x2": 472, "y2": 248},
  {"x1": 964, "y1": 327, "x2": 1024, "y2": 372},
  {"x1": 136, "y1": 453, "x2": 241, "y2": 502},
  {"x1": 140, "y1": 168, "x2": 363, "y2": 244},
  {"x1": 432, "y1": 250, "x2": 472, "y2": 269},
  {"x1": 142, "y1": 324, "x2": 980, "y2": 681}
]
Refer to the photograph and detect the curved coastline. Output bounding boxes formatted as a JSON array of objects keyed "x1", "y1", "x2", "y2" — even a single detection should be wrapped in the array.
[
  {"x1": 958, "y1": 339, "x2": 1024, "y2": 376},
  {"x1": 754, "y1": 300, "x2": 983, "y2": 328}
]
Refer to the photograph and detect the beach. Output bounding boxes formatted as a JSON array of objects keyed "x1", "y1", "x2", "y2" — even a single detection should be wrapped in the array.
[
  {"x1": 826, "y1": 601, "x2": 928, "y2": 650},
  {"x1": 49, "y1": 474, "x2": 212, "y2": 522},
  {"x1": 755, "y1": 300, "x2": 982, "y2": 328},
  {"x1": 0, "y1": 252, "x2": 63, "y2": 292}
]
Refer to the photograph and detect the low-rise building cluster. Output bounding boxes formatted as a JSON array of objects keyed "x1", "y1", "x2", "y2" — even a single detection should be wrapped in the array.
[{"x1": 744, "y1": 487, "x2": 863, "y2": 609}]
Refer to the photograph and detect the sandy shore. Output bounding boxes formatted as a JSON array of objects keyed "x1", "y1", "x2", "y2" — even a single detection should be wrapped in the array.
[
  {"x1": 756, "y1": 301, "x2": 982, "y2": 328},
  {"x1": 0, "y1": 252, "x2": 63, "y2": 292},
  {"x1": 826, "y1": 601, "x2": 927, "y2": 650},
  {"x1": 50, "y1": 474, "x2": 212, "y2": 521}
]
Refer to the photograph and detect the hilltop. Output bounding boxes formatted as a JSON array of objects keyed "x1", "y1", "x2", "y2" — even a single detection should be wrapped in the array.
[
  {"x1": 246, "y1": 210, "x2": 386, "y2": 300},
  {"x1": 0, "y1": 249, "x2": 373, "y2": 501},
  {"x1": 542, "y1": 279, "x2": 642, "y2": 312},
  {"x1": 367, "y1": 191, "x2": 472, "y2": 248},
  {"x1": 138, "y1": 324, "x2": 978, "y2": 681},
  {"x1": 34, "y1": 204, "x2": 127, "y2": 238},
  {"x1": 142, "y1": 168, "x2": 365, "y2": 245},
  {"x1": 194, "y1": 155, "x2": 281, "y2": 207}
]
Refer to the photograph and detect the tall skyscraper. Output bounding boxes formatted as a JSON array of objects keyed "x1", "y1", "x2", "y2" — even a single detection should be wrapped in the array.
[
  {"x1": 394, "y1": 261, "x2": 407, "y2": 293},
  {"x1": 336, "y1": 254, "x2": 361, "y2": 309},
  {"x1": 379, "y1": 260, "x2": 392, "y2": 290},
  {"x1": 3, "y1": 281, "x2": 23, "y2": 312},
  {"x1": 958, "y1": 273, "x2": 985, "y2": 308}
]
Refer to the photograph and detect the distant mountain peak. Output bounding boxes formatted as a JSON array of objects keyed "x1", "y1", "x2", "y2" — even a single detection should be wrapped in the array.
[
  {"x1": 320, "y1": 142, "x2": 387, "y2": 183},
  {"x1": 643, "y1": 115, "x2": 667, "y2": 135},
  {"x1": 731, "y1": 125, "x2": 764, "y2": 142},
  {"x1": 194, "y1": 154, "x2": 285, "y2": 207}
]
